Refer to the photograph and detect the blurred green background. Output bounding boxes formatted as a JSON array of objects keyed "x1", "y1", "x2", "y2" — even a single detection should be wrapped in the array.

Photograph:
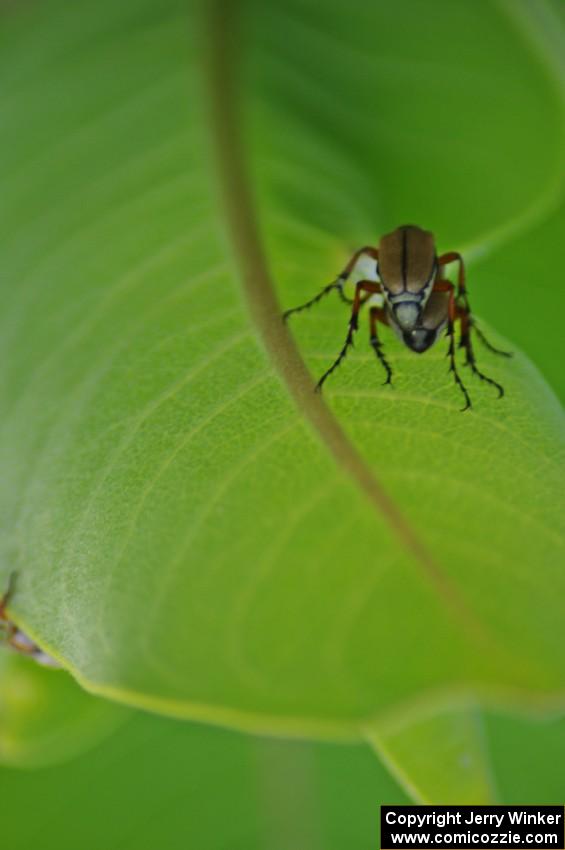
[
  {"x1": 1, "y1": 660, "x2": 565, "y2": 849},
  {"x1": 0, "y1": 0, "x2": 563, "y2": 845}
]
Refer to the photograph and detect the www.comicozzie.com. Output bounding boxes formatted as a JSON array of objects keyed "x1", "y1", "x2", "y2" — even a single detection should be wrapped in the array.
[{"x1": 381, "y1": 806, "x2": 564, "y2": 848}]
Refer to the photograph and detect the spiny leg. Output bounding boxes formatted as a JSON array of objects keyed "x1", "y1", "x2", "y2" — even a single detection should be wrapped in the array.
[
  {"x1": 439, "y1": 250, "x2": 475, "y2": 324},
  {"x1": 471, "y1": 321, "x2": 512, "y2": 358},
  {"x1": 434, "y1": 280, "x2": 472, "y2": 411},
  {"x1": 316, "y1": 280, "x2": 381, "y2": 391},
  {"x1": 460, "y1": 312, "x2": 505, "y2": 399},
  {"x1": 283, "y1": 280, "x2": 346, "y2": 321},
  {"x1": 438, "y1": 250, "x2": 512, "y2": 359},
  {"x1": 283, "y1": 245, "x2": 378, "y2": 321},
  {"x1": 443, "y1": 267, "x2": 510, "y2": 395},
  {"x1": 438, "y1": 250, "x2": 467, "y2": 301},
  {"x1": 0, "y1": 572, "x2": 17, "y2": 646},
  {"x1": 0, "y1": 571, "x2": 16, "y2": 621},
  {"x1": 447, "y1": 320, "x2": 472, "y2": 411},
  {"x1": 369, "y1": 307, "x2": 393, "y2": 385}
]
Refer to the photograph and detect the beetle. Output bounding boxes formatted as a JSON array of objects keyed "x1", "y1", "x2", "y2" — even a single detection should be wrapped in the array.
[
  {"x1": 283, "y1": 224, "x2": 511, "y2": 410},
  {"x1": 0, "y1": 574, "x2": 61, "y2": 667}
]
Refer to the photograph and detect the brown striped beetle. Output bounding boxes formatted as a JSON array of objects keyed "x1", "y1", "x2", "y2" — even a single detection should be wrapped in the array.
[
  {"x1": 0, "y1": 574, "x2": 60, "y2": 668},
  {"x1": 283, "y1": 224, "x2": 511, "y2": 410}
]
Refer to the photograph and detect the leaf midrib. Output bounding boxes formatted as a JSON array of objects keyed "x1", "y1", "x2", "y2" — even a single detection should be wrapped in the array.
[{"x1": 204, "y1": 0, "x2": 501, "y2": 654}]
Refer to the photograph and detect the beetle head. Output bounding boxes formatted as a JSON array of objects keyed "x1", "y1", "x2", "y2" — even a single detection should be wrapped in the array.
[
  {"x1": 396, "y1": 290, "x2": 449, "y2": 354},
  {"x1": 402, "y1": 327, "x2": 438, "y2": 353}
]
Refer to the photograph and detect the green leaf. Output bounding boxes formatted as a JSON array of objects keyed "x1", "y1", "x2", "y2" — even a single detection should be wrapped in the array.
[
  {"x1": 0, "y1": 653, "x2": 126, "y2": 768},
  {"x1": 366, "y1": 704, "x2": 497, "y2": 804},
  {"x1": 0, "y1": 0, "x2": 564, "y2": 802},
  {"x1": 0, "y1": 709, "x2": 410, "y2": 850},
  {"x1": 485, "y1": 708, "x2": 565, "y2": 801},
  {"x1": 0, "y1": 705, "x2": 563, "y2": 847}
]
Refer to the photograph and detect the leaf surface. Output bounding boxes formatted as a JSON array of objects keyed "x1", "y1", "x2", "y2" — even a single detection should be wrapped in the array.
[
  {"x1": 0, "y1": 0, "x2": 564, "y2": 774},
  {"x1": 367, "y1": 705, "x2": 497, "y2": 804}
]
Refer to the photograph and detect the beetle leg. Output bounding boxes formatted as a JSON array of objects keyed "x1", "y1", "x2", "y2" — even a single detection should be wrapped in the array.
[
  {"x1": 459, "y1": 311, "x2": 506, "y2": 399},
  {"x1": 369, "y1": 307, "x2": 393, "y2": 385},
  {"x1": 0, "y1": 573, "x2": 61, "y2": 666},
  {"x1": 340, "y1": 246, "x2": 379, "y2": 280},
  {"x1": 438, "y1": 251, "x2": 467, "y2": 300},
  {"x1": 0, "y1": 571, "x2": 17, "y2": 619},
  {"x1": 335, "y1": 246, "x2": 379, "y2": 303},
  {"x1": 316, "y1": 281, "x2": 381, "y2": 391},
  {"x1": 433, "y1": 280, "x2": 472, "y2": 411},
  {"x1": 337, "y1": 286, "x2": 354, "y2": 306},
  {"x1": 283, "y1": 280, "x2": 348, "y2": 320},
  {"x1": 439, "y1": 251, "x2": 512, "y2": 358},
  {"x1": 470, "y1": 321, "x2": 512, "y2": 358},
  {"x1": 0, "y1": 572, "x2": 18, "y2": 645},
  {"x1": 283, "y1": 246, "x2": 378, "y2": 320},
  {"x1": 438, "y1": 250, "x2": 478, "y2": 333}
]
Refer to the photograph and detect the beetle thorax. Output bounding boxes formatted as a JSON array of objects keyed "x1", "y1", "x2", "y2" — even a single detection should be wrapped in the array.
[{"x1": 378, "y1": 225, "x2": 437, "y2": 330}]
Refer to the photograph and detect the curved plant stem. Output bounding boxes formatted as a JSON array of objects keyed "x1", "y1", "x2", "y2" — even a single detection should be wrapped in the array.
[{"x1": 205, "y1": 0, "x2": 494, "y2": 649}]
